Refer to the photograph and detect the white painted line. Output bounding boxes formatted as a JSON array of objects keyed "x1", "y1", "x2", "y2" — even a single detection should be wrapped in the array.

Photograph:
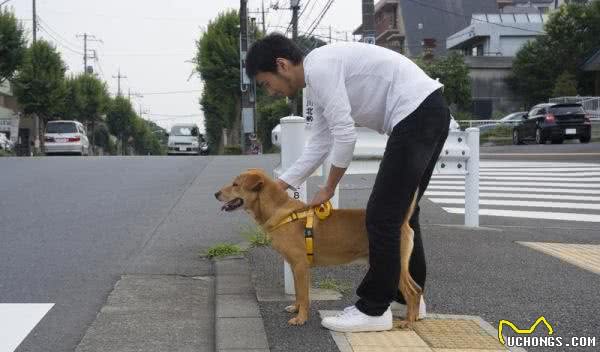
[
  {"x1": 424, "y1": 191, "x2": 600, "y2": 202},
  {"x1": 479, "y1": 160, "x2": 600, "y2": 168},
  {"x1": 430, "y1": 198, "x2": 600, "y2": 210},
  {"x1": 429, "y1": 180, "x2": 600, "y2": 188},
  {"x1": 432, "y1": 176, "x2": 600, "y2": 182},
  {"x1": 0, "y1": 303, "x2": 54, "y2": 352},
  {"x1": 427, "y1": 185, "x2": 600, "y2": 194},
  {"x1": 443, "y1": 208, "x2": 600, "y2": 223},
  {"x1": 480, "y1": 162, "x2": 600, "y2": 168},
  {"x1": 478, "y1": 171, "x2": 600, "y2": 176},
  {"x1": 481, "y1": 153, "x2": 600, "y2": 156}
]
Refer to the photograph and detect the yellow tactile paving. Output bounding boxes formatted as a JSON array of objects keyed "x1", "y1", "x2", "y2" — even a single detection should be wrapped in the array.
[
  {"x1": 519, "y1": 242, "x2": 600, "y2": 275},
  {"x1": 413, "y1": 319, "x2": 507, "y2": 350},
  {"x1": 344, "y1": 318, "x2": 508, "y2": 352}
]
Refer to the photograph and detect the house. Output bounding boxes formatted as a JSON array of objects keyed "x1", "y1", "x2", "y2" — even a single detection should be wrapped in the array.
[
  {"x1": 0, "y1": 81, "x2": 20, "y2": 145},
  {"x1": 353, "y1": 0, "x2": 499, "y2": 57},
  {"x1": 446, "y1": 7, "x2": 549, "y2": 117}
]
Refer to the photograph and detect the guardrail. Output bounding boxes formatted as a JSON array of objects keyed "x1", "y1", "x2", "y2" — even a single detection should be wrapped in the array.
[{"x1": 272, "y1": 116, "x2": 480, "y2": 294}]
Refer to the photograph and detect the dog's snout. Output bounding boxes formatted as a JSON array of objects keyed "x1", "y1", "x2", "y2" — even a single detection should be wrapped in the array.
[{"x1": 214, "y1": 191, "x2": 221, "y2": 200}]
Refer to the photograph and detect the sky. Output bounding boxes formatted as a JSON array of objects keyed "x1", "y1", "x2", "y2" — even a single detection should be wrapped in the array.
[{"x1": 7, "y1": 0, "x2": 362, "y2": 132}]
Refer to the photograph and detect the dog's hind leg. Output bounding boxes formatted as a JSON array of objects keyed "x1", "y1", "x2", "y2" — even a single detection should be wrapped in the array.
[{"x1": 397, "y1": 189, "x2": 423, "y2": 329}]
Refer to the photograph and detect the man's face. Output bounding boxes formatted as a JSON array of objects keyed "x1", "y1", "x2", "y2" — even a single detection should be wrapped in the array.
[{"x1": 255, "y1": 58, "x2": 299, "y2": 98}]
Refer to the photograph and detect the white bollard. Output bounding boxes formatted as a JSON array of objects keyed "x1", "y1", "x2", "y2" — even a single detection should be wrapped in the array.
[
  {"x1": 278, "y1": 116, "x2": 308, "y2": 295},
  {"x1": 465, "y1": 128, "x2": 480, "y2": 227}
]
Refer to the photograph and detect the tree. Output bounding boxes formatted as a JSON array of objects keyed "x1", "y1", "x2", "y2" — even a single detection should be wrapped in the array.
[
  {"x1": 257, "y1": 97, "x2": 290, "y2": 152},
  {"x1": 71, "y1": 74, "x2": 110, "y2": 152},
  {"x1": 0, "y1": 8, "x2": 26, "y2": 83},
  {"x1": 12, "y1": 40, "x2": 66, "y2": 147},
  {"x1": 195, "y1": 10, "x2": 240, "y2": 153},
  {"x1": 552, "y1": 72, "x2": 578, "y2": 97},
  {"x1": 510, "y1": 1, "x2": 600, "y2": 106},
  {"x1": 106, "y1": 96, "x2": 136, "y2": 154},
  {"x1": 415, "y1": 52, "x2": 471, "y2": 111},
  {"x1": 131, "y1": 117, "x2": 163, "y2": 155}
]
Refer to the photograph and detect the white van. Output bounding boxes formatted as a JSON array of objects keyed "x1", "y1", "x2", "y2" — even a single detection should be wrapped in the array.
[
  {"x1": 167, "y1": 124, "x2": 207, "y2": 155},
  {"x1": 44, "y1": 120, "x2": 90, "y2": 156}
]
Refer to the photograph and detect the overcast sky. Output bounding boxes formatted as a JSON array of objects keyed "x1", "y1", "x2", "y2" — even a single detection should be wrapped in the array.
[{"x1": 8, "y1": 0, "x2": 361, "y2": 132}]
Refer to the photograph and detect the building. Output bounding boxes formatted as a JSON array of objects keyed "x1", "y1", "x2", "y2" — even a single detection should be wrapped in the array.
[
  {"x1": 446, "y1": 8, "x2": 550, "y2": 117},
  {"x1": 353, "y1": 0, "x2": 499, "y2": 57},
  {"x1": 0, "y1": 81, "x2": 20, "y2": 144},
  {"x1": 582, "y1": 48, "x2": 600, "y2": 96}
]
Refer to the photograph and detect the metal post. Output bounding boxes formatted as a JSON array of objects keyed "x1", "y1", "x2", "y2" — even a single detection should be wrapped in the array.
[
  {"x1": 290, "y1": 0, "x2": 300, "y2": 116},
  {"x1": 465, "y1": 128, "x2": 480, "y2": 227},
  {"x1": 278, "y1": 116, "x2": 308, "y2": 295}
]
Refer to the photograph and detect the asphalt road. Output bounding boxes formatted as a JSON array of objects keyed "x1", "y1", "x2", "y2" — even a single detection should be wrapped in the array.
[{"x1": 0, "y1": 142, "x2": 598, "y2": 352}]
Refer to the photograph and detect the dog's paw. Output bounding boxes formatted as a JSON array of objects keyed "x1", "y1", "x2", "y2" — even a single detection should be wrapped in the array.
[
  {"x1": 395, "y1": 319, "x2": 414, "y2": 330},
  {"x1": 284, "y1": 304, "x2": 299, "y2": 313},
  {"x1": 287, "y1": 316, "x2": 307, "y2": 326}
]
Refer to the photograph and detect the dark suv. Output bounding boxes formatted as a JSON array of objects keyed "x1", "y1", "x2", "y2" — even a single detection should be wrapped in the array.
[{"x1": 512, "y1": 103, "x2": 592, "y2": 144}]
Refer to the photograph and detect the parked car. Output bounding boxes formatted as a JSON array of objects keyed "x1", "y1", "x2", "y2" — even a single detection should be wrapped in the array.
[
  {"x1": 167, "y1": 124, "x2": 207, "y2": 155},
  {"x1": 512, "y1": 103, "x2": 591, "y2": 144},
  {"x1": 478, "y1": 111, "x2": 527, "y2": 133},
  {"x1": 44, "y1": 120, "x2": 90, "y2": 155},
  {"x1": 0, "y1": 132, "x2": 14, "y2": 151}
]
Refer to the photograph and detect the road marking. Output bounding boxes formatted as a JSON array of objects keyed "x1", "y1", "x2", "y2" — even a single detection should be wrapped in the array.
[
  {"x1": 434, "y1": 176, "x2": 600, "y2": 182},
  {"x1": 429, "y1": 180, "x2": 600, "y2": 188},
  {"x1": 479, "y1": 162, "x2": 600, "y2": 168},
  {"x1": 443, "y1": 207, "x2": 600, "y2": 222},
  {"x1": 518, "y1": 242, "x2": 600, "y2": 275},
  {"x1": 477, "y1": 171, "x2": 600, "y2": 176},
  {"x1": 431, "y1": 198, "x2": 600, "y2": 211},
  {"x1": 481, "y1": 153, "x2": 600, "y2": 157},
  {"x1": 427, "y1": 185, "x2": 600, "y2": 194},
  {"x1": 0, "y1": 303, "x2": 54, "y2": 352},
  {"x1": 425, "y1": 191, "x2": 600, "y2": 202}
]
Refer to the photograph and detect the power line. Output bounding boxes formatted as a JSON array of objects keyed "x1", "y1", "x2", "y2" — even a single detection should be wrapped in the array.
[
  {"x1": 36, "y1": 16, "x2": 83, "y2": 50},
  {"x1": 139, "y1": 89, "x2": 202, "y2": 95},
  {"x1": 305, "y1": 0, "x2": 335, "y2": 38},
  {"x1": 37, "y1": 23, "x2": 84, "y2": 55}
]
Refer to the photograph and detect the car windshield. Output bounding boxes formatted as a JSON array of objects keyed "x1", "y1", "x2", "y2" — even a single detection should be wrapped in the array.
[
  {"x1": 171, "y1": 126, "x2": 198, "y2": 136},
  {"x1": 550, "y1": 105, "x2": 584, "y2": 115},
  {"x1": 501, "y1": 113, "x2": 525, "y2": 121},
  {"x1": 47, "y1": 122, "x2": 77, "y2": 134}
]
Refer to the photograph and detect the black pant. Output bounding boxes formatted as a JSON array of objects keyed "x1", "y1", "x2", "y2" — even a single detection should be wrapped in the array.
[{"x1": 355, "y1": 89, "x2": 450, "y2": 316}]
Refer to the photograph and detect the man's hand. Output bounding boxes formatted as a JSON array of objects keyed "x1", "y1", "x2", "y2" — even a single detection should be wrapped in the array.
[{"x1": 309, "y1": 186, "x2": 335, "y2": 207}]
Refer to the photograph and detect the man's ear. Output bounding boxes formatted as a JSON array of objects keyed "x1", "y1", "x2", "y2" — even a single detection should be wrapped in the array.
[{"x1": 242, "y1": 173, "x2": 264, "y2": 192}]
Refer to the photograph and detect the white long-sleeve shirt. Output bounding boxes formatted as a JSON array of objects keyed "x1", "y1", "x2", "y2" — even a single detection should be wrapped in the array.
[{"x1": 279, "y1": 42, "x2": 443, "y2": 188}]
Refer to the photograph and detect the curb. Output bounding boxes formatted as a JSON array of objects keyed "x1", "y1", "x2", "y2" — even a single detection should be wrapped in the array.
[{"x1": 214, "y1": 256, "x2": 270, "y2": 352}]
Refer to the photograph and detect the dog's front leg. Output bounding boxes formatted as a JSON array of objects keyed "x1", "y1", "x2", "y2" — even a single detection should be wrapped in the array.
[
  {"x1": 398, "y1": 222, "x2": 423, "y2": 329},
  {"x1": 288, "y1": 259, "x2": 310, "y2": 326}
]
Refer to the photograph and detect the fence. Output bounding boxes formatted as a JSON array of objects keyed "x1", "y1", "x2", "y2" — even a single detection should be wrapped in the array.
[{"x1": 272, "y1": 116, "x2": 480, "y2": 294}]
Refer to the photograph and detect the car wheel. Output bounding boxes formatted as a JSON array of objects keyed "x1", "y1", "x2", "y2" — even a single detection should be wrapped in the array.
[
  {"x1": 535, "y1": 128, "x2": 546, "y2": 144},
  {"x1": 580, "y1": 134, "x2": 591, "y2": 143},
  {"x1": 512, "y1": 129, "x2": 521, "y2": 145}
]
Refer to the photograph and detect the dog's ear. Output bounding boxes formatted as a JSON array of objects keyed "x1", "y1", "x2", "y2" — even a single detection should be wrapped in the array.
[{"x1": 242, "y1": 173, "x2": 264, "y2": 192}]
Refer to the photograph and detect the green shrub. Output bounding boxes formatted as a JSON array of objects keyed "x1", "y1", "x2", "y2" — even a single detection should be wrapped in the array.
[
  {"x1": 205, "y1": 243, "x2": 243, "y2": 258},
  {"x1": 241, "y1": 226, "x2": 271, "y2": 247}
]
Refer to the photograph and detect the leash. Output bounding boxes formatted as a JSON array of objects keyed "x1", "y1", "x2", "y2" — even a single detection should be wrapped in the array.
[{"x1": 270, "y1": 201, "x2": 333, "y2": 264}]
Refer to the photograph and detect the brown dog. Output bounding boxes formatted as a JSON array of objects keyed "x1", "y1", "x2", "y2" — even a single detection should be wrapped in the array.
[{"x1": 215, "y1": 168, "x2": 422, "y2": 327}]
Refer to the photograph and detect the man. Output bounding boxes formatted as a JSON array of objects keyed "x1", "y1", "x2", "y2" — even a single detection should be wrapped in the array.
[{"x1": 245, "y1": 33, "x2": 450, "y2": 332}]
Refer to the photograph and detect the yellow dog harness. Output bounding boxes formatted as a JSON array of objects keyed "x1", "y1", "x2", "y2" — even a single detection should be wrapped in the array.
[{"x1": 270, "y1": 201, "x2": 333, "y2": 264}]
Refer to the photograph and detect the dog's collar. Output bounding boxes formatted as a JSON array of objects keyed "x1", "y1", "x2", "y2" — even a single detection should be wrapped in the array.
[{"x1": 269, "y1": 202, "x2": 333, "y2": 264}]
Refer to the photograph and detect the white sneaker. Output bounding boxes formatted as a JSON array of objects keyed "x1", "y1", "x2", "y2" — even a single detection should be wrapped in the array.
[
  {"x1": 321, "y1": 306, "x2": 393, "y2": 333},
  {"x1": 390, "y1": 296, "x2": 427, "y2": 319}
]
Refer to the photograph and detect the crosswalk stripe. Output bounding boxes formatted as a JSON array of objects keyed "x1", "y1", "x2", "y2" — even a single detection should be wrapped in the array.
[
  {"x1": 479, "y1": 162, "x2": 600, "y2": 168},
  {"x1": 480, "y1": 168, "x2": 600, "y2": 173},
  {"x1": 0, "y1": 303, "x2": 54, "y2": 352},
  {"x1": 443, "y1": 207, "x2": 600, "y2": 222},
  {"x1": 427, "y1": 185, "x2": 600, "y2": 194},
  {"x1": 477, "y1": 172, "x2": 600, "y2": 176},
  {"x1": 430, "y1": 198, "x2": 600, "y2": 210},
  {"x1": 433, "y1": 176, "x2": 600, "y2": 182},
  {"x1": 429, "y1": 180, "x2": 600, "y2": 188},
  {"x1": 424, "y1": 191, "x2": 600, "y2": 202}
]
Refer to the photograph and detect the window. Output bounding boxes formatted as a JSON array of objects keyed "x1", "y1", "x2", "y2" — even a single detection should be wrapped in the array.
[{"x1": 47, "y1": 122, "x2": 77, "y2": 134}]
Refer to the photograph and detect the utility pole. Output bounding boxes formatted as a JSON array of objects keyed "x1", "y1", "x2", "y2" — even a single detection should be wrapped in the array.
[
  {"x1": 290, "y1": 0, "x2": 300, "y2": 116},
  {"x1": 261, "y1": 0, "x2": 266, "y2": 33},
  {"x1": 362, "y1": 0, "x2": 376, "y2": 44},
  {"x1": 329, "y1": 25, "x2": 332, "y2": 43},
  {"x1": 32, "y1": 0, "x2": 39, "y2": 155},
  {"x1": 240, "y1": 0, "x2": 256, "y2": 154},
  {"x1": 76, "y1": 33, "x2": 101, "y2": 74},
  {"x1": 112, "y1": 69, "x2": 127, "y2": 96}
]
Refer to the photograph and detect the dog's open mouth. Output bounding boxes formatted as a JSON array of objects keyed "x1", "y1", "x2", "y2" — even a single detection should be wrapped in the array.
[{"x1": 221, "y1": 198, "x2": 244, "y2": 212}]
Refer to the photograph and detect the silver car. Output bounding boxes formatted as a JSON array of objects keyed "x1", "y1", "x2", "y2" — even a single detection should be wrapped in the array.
[{"x1": 44, "y1": 120, "x2": 90, "y2": 156}]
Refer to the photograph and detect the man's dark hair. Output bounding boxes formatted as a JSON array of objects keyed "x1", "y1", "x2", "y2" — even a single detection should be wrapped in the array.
[{"x1": 245, "y1": 33, "x2": 304, "y2": 78}]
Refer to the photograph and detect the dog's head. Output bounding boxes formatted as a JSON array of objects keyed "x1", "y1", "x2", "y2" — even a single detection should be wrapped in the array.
[{"x1": 215, "y1": 169, "x2": 267, "y2": 212}]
